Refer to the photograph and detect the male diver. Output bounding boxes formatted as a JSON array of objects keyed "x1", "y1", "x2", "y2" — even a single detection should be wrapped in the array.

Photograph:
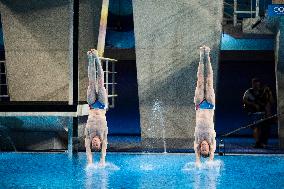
[
  {"x1": 194, "y1": 45, "x2": 216, "y2": 166},
  {"x1": 85, "y1": 49, "x2": 108, "y2": 166}
]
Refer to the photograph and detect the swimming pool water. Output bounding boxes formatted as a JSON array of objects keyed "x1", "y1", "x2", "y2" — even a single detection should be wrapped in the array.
[{"x1": 0, "y1": 153, "x2": 283, "y2": 189}]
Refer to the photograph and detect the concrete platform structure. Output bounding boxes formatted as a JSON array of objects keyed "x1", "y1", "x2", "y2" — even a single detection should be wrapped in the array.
[
  {"x1": 0, "y1": 0, "x2": 103, "y2": 152},
  {"x1": 0, "y1": 0, "x2": 101, "y2": 101},
  {"x1": 133, "y1": 0, "x2": 223, "y2": 149}
]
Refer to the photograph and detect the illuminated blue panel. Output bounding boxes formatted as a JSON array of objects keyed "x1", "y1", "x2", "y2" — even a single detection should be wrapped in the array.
[
  {"x1": 106, "y1": 30, "x2": 135, "y2": 48},
  {"x1": 109, "y1": 0, "x2": 133, "y2": 16},
  {"x1": 268, "y1": 4, "x2": 284, "y2": 16},
  {"x1": 221, "y1": 34, "x2": 274, "y2": 50}
]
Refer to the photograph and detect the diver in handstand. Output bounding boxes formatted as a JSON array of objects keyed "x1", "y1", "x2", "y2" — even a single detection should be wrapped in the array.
[
  {"x1": 85, "y1": 49, "x2": 108, "y2": 166},
  {"x1": 194, "y1": 45, "x2": 216, "y2": 166}
]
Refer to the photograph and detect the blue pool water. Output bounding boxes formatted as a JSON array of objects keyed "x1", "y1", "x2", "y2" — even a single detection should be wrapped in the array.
[{"x1": 0, "y1": 153, "x2": 283, "y2": 189}]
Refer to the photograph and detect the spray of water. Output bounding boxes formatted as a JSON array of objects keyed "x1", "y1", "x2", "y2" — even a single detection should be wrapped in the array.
[
  {"x1": 182, "y1": 160, "x2": 222, "y2": 171},
  {"x1": 140, "y1": 164, "x2": 155, "y2": 171},
  {"x1": 183, "y1": 160, "x2": 222, "y2": 189},
  {"x1": 86, "y1": 162, "x2": 120, "y2": 171},
  {"x1": 151, "y1": 99, "x2": 167, "y2": 153}
]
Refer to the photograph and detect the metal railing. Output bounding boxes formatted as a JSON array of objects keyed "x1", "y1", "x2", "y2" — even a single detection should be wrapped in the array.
[
  {"x1": 100, "y1": 57, "x2": 118, "y2": 109},
  {"x1": 224, "y1": 0, "x2": 260, "y2": 27},
  {"x1": 233, "y1": 0, "x2": 260, "y2": 26},
  {"x1": 0, "y1": 57, "x2": 118, "y2": 116},
  {"x1": 0, "y1": 60, "x2": 9, "y2": 100}
]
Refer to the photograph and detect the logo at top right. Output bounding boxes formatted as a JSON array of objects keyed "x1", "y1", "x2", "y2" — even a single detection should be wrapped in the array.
[{"x1": 268, "y1": 4, "x2": 284, "y2": 16}]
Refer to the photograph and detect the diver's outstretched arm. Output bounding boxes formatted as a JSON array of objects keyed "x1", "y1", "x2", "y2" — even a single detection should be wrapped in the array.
[
  {"x1": 99, "y1": 129, "x2": 108, "y2": 166},
  {"x1": 194, "y1": 46, "x2": 205, "y2": 105},
  {"x1": 209, "y1": 139, "x2": 216, "y2": 161},
  {"x1": 85, "y1": 137, "x2": 93, "y2": 164},
  {"x1": 204, "y1": 47, "x2": 215, "y2": 105},
  {"x1": 194, "y1": 141, "x2": 201, "y2": 166}
]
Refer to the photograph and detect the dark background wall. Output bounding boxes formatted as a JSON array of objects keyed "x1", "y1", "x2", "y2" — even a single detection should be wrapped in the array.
[
  {"x1": 104, "y1": 0, "x2": 140, "y2": 135},
  {"x1": 215, "y1": 50, "x2": 278, "y2": 137},
  {"x1": 106, "y1": 60, "x2": 140, "y2": 135}
]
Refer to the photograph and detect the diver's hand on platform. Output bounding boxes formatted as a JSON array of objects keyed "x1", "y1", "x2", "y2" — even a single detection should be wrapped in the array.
[{"x1": 205, "y1": 46, "x2": 211, "y2": 54}]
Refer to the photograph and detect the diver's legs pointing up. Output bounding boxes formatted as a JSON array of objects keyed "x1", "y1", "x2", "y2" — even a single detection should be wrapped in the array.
[
  {"x1": 92, "y1": 50, "x2": 108, "y2": 107},
  {"x1": 87, "y1": 51, "x2": 97, "y2": 105},
  {"x1": 194, "y1": 46, "x2": 205, "y2": 106},
  {"x1": 204, "y1": 47, "x2": 215, "y2": 105}
]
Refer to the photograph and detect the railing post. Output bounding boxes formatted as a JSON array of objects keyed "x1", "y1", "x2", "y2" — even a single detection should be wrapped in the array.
[
  {"x1": 105, "y1": 60, "x2": 109, "y2": 99},
  {"x1": 99, "y1": 57, "x2": 117, "y2": 108},
  {"x1": 255, "y1": 0, "x2": 260, "y2": 18},
  {"x1": 233, "y1": 0, "x2": 237, "y2": 27},
  {"x1": 111, "y1": 62, "x2": 115, "y2": 108}
]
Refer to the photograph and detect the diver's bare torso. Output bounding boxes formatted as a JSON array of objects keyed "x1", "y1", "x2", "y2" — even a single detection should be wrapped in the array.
[
  {"x1": 196, "y1": 109, "x2": 214, "y2": 124},
  {"x1": 89, "y1": 109, "x2": 106, "y2": 116},
  {"x1": 85, "y1": 110, "x2": 107, "y2": 140}
]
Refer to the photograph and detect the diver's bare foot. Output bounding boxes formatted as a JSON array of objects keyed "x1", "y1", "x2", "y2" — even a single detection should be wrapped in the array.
[
  {"x1": 87, "y1": 50, "x2": 92, "y2": 56},
  {"x1": 205, "y1": 46, "x2": 211, "y2": 54},
  {"x1": 90, "y1": 49, "x2": 98, "y2": 56},
  {"x1": 199, "y1": 46, "x2": 206, "y2": 53},
  {"x1": 199, "y1": 48, "x2": 205, "y2": 61}
]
